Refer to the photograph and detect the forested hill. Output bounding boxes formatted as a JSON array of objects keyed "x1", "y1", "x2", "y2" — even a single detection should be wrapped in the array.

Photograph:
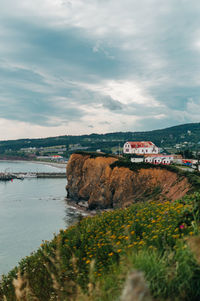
[{"x1": 1, "y1": 122, "x2": 200, "y2": 152}]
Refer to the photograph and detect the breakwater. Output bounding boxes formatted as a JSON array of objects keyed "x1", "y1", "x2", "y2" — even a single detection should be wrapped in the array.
[{"x1": 0, "y1": 172, "x2": 66, "y2": 180}]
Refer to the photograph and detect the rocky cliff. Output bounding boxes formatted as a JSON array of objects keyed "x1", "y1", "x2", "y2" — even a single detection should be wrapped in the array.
[{"x1": 66, "y1": 153, "x2": 191, "y2": 209}]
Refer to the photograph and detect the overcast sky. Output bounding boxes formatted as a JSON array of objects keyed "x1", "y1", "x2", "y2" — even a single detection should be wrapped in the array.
[{"x1": 1, "y1": 0, "x2": 200, "y2": 139}]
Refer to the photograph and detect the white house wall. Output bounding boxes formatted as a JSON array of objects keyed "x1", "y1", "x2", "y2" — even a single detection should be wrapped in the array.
[
  {"x1": 123, "y1": 146, "x2": 159, "y2": 154},
  {"x1": 123, "y1": 142, "x2": 159, "y2": 155},
  {"x1": 131, "y1": 158, "x2": 144, "y2": 163},
  {"x1": 123, "y1": 143, "x2": 131, "y2": 153}
]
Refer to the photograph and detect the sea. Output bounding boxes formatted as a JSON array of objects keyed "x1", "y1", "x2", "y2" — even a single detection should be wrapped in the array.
[{"x1": 0, "y1": 161, "x2": 81, "y2": 275}]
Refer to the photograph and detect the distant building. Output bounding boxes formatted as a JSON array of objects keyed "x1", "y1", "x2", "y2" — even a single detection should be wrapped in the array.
[
  {"x1": 144, "y1": 157, "x2": 153, "y2": 163},
  {"x1": 145, "y1": 155, "x2": 174, "y2": 165},
  {"x1": 50, "y1": 155, "x2": 63, "y2": 161},
  {"x1": 182, "y1": 159, "x2": 192, "y2": 167},
  {"x1": 130, "y1": 157, "x2": 144, "y2": 163},
  {"x1": 69, "y1": 144, "x2": 89, "y2": 151},
  {"x1": 37, "y1": 155, "x2": 64, "y2": 161},
  {"x1": 123, "y1": 141, "x2": 159, "y2": 155}
]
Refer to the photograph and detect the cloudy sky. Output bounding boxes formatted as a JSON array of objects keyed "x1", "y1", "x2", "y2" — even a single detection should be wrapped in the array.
[{"x1": 0, "y1": 0, "x2": 200, "y2": 139}]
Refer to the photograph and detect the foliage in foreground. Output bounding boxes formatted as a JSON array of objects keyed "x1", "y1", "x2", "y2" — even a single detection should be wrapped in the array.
[{"x1": 1, "y1": 193, "x2": 200, "y2": 300}]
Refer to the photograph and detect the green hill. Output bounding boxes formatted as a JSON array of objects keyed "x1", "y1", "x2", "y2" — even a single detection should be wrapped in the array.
[{"x1": 0, "y1": 122, "x2": 200, "y2": 155}]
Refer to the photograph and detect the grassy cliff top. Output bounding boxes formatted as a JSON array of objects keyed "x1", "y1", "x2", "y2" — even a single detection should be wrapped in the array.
[
  {"x1": 72, "y1": 152, "x2": 200, "y2": 193},
  {"x1": 110, "y1": 159, "x2": 200, "y2": 192}
]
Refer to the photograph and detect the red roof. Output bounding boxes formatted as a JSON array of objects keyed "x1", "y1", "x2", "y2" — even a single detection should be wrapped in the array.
[{"x1": 127, "y1": 141, "x2": 155, "y2": 148}]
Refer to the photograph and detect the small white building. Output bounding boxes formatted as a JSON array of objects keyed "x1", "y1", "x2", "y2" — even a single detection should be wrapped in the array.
[
  {"x1": 145, "y1": 155, "x2": 174, "y2": 165},
  {"x1": 153, "y1": 157, "x2": 162, "y2": 164},
  {"x1": 162, "y1": 157, "x2": 171, "y2": 165},
  {"x1": 131, "y1": 157, "x2": 144, "y2": 163},
  {"x1": 144, "y1": 157, "x2": 153, "y2": 163},
  {"x1": 123, "y1": 141, "x2": 159, "y2": 155}
]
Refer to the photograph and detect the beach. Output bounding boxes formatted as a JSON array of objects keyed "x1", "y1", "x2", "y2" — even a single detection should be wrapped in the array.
[{"x1": 0, "y1": 159, "x2": 67, "y2": 170}]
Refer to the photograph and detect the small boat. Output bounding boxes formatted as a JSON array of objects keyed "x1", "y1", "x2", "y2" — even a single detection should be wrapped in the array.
[
  {"x1": 23, "y1": 173, "x2": 37, "y2": 178},
  {"x1": 17, "y1": 173, "x2": 37, "y2": 179},
  {"x1": 16, "y1": 174, "x2": 24, "y2": 180}
]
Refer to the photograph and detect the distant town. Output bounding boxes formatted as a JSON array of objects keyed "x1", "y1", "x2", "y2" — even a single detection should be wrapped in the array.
[
  {"x1": 122, "y1": 140, "x2": 199, "y2": 170},
  {"x1": 3, "y1": 138, "x2": 196, "y2": 173},
  {"x1": 0, "y1": 123, "x2": 200, "y2": 170}
]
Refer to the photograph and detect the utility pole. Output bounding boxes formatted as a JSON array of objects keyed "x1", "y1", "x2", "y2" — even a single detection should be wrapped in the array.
[
  {"x1": 197, "y1": 151, "x2": 200, "y2": 172},
  {"x1": 195, "y1": 146, "x2": 200, "y2": 172}
]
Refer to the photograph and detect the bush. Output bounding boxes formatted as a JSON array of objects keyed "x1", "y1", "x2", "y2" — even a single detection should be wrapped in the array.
[{"x1": 1, "y1": 196, "x2": 199, "y2": 300}]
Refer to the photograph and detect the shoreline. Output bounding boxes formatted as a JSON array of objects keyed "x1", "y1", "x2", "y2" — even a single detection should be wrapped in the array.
[
  {"x1": 0, "y1": 159, "x2": 67, "y2": 170},
  {"x1": 66, "y1": 198, "x2": 114, "y2": 216},
  {"x1": 66, "y1": 198, "x2": 95, "y2": 216},
  {"x1": 31, "y1": 160, "x2": 67, "y2": 169},
  {"x1": 66, "y1": 199, "x2": 93, "y2": 217}
]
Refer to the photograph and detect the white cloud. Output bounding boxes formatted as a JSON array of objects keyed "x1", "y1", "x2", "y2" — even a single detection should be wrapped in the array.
[
  {"x1": 81, "y1": 79, "x2": 162, "y2": 107},
  {"x1": 0, "y1": 0, "x2": 200, "y2": 138},
  {"x1": 80, "y1": 105, "x2": 141, "y2": 133},
  {"x1": 154, "y1": 114, "x2": 166, "y2": 120},
  {"x1": 0, "y1": 118, "x2": 65, "y2": 140},
  {"x1": 0, "y1": 0, "x2": 172, "y2": 37}
]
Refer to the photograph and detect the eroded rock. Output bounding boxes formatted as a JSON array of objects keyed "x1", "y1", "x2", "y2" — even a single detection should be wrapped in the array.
[{"x1": 66, "y1": 153, "x2": 190, "y2": 209}]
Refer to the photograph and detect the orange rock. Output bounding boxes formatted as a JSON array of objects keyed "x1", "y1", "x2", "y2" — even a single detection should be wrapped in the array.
[{"x1": 66, "y1": 154, "x2": 190, "y2": 209}]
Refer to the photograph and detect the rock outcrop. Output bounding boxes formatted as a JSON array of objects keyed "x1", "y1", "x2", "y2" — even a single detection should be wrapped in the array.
[
  {"x1": 66, "y1": 153, "x2": 191, "y2": 209},
  {"x1": 121, "y1": 270, "x2": 153, "y2": 301}
]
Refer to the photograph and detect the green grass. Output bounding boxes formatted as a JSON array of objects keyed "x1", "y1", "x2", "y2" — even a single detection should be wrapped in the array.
[
  {"x1": 110, "y1": 157, "x2": 200, "y2": 193},
  {"x1": 72, "y1": 151, "x2": 118, "y2": 159},
  {"x1": 72, "y1": 152, "x2": 200, "y2": 193},
  {"x1": 70, "y1": 152, "x2": 200, "y2": 196},
  {"x1": 1, "y1": 194, "x2": 200, "y2": 300}
]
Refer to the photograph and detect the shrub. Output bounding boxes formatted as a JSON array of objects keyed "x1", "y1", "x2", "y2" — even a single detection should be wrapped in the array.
[{"x1": 0, "y1": 196, "x2": 199, "y2": 300}]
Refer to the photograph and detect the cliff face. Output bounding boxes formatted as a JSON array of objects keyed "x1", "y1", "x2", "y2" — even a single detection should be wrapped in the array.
[{"x1": 66, "y1": 153, "x2": 190, "y2": 209}]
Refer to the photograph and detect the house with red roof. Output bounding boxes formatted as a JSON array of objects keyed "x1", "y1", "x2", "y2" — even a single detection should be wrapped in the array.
[{"x1": 123, "y1": 141, "x2": 159, "y2": 155}]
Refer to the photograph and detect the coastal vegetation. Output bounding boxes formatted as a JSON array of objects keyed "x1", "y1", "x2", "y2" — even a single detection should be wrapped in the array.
[
  {"x1": 66, "y1": 152, "x2": 200, "y2": 210},
  {"x1": 1, "y1": 122, "x2": 200, "y2": 158},
  {"x1": 1, "y1": 193, "x2": 200, "y2": 300},
  {"x1": 72, "y1": 150, "x2": 200, "y2": 194},
  {"x1": 110, "y1": 157, "x2": 200, "y2": 193},
  {"x1": 1, "y1": 152, "x2": 200, "y2": 300}
]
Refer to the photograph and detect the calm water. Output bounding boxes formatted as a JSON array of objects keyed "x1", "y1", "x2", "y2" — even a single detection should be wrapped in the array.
[{"x1": 0, "y1": 161, "x2": 80, "y2": 275}]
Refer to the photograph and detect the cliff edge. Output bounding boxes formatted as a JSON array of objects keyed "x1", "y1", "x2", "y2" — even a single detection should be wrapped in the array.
[{"x1": 66, "y1": 153, "x2": 191, "y2": 209}]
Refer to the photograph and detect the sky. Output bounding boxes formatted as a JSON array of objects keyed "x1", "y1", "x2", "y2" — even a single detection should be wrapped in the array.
[{"x1": 1, "y1": 0, "x2": 200, "y2": 140}]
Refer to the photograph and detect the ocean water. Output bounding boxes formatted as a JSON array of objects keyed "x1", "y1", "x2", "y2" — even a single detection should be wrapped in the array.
[{"x1": 0, "y1": 161, "x2": 80, "y2": 275}]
